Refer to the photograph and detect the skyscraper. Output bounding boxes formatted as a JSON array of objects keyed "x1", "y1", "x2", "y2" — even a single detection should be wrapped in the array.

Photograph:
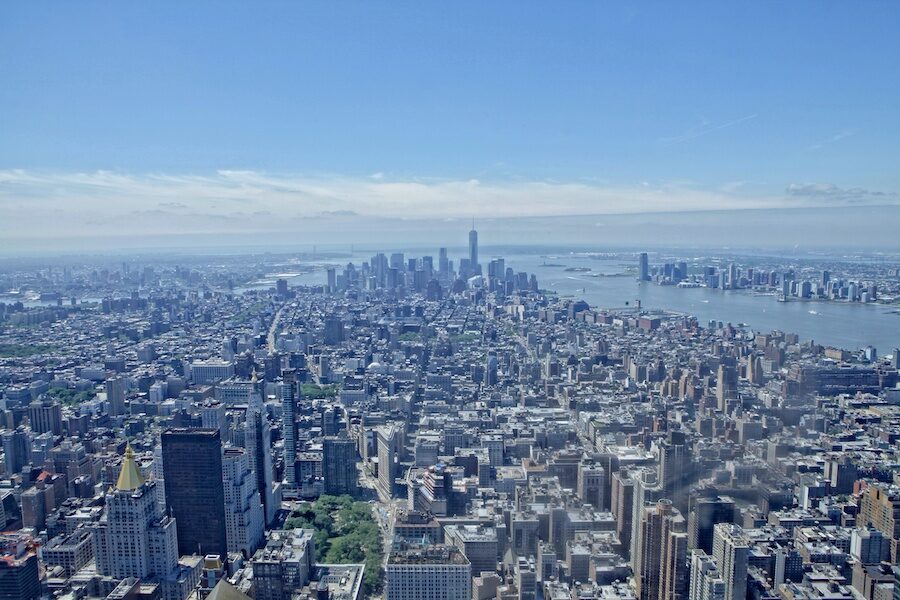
[
  {"x1": 222, "y1": 447, "x2": 265, "y2": 557},
  {"x1": 105, "y1": 376, "x2": 127, "y2": 416},
  {"x1": 438, "y1": 247, "x2": 449, "y2": 276},
  {"x1": 377, "y1": 425, "x2": 400, "y2": 500},
  {"x1": 279, "y1": 370, "x2": 298, "y2": 489},
  {"x1": 631, "y1": 469, "x2": 665, "y2": 572},
  {"x1": 323, "y1": 435, "x2": 358, "y2": 497},
  {"x1": 715, "y1": 364, "x2": 738, "y2": 412},
  {"x1": 27, "y1": 398, "x2": 63, "y2": 435},
  {"x1": 639, "y1": 253, "x2": 650, "y2": 281},
  {"x1": 2, "y1": 428, "x2": 31, "y2": 475},
  {"x1": 689, "y1": 550, "x2": 725, "y2": 600},
  {"x1": 612, "y1": 471, "x2": 635, "y2": 559},
  {"x1": 635, "y1": 499, "x2": 688, "y2": 600},
  {"x1": 91, "y1": 445, "x2": 200, "y2": 600},
  {"x1": 858, "y1": 483, "x2": 900, "y2": 563},
  {"x1": 577, "y1": 461, "x2": 606, "y2": 510},
  {"x1": 161, "y1": 428, "x2": 228, "y2": 558},
  {"x1": 93, "y1": 445, "x2": 179, "y2": 579},
  {"x1": 245, "y1": 394, "x2": 275, "y2": 525},
  {"x1": 711, "y1": 523, "x2": 749, "y2": 600},
  {"x1": 468, "y1": 222, "x2": 479, "y2": 273},
  {"x1": 688, "y1": 496, "x2": 735, "y2": 554},
  {"x1": 659, "y1": 430, "x2": 692, "y2": 511}
]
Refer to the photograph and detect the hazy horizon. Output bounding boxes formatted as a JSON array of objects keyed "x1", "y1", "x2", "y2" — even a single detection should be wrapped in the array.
[
  {"x1": 3, "y1": 3, "x2": 899, "y2": 254},
  {"x1": 3, "y1": 204, "x2": 899, "y2": 259}
]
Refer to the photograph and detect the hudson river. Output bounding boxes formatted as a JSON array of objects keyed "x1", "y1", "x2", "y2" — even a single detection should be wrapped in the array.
[{"x1": 259, "y1": 250, "x2": 899, "y2": 353}]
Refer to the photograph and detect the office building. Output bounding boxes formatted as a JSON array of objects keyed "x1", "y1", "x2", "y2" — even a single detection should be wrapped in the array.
[
  {"x1": 445, "y1": 524, "x2": 499, "y2": 575},
  {"x1": 2, "y1": 427, "x2": 31, "y2": 475},
  {"x1": 245, "y1": 397, "x2": 276, "y2": 525},
  {"x1": 27, "y1": 398, "x2": 63, "y2": 435},
  {"x1": 91, "y1": 445, "x2": 200, "y2": 600},
  {"x1": 0, "y1": 533, "x2": 40, "y2": 600},
  {"x1": 386, "y1": 545, "x2": 472, "y2": 600},
  {"x1": 577, "y1": 462, "x2": 606, "y2": 510},
  {"x1": 377, "y1": 425, "x2": 400, "y2": 500},
  {"x1": 42, "y1": 529, "x2": 94, "y2": 578},
  {"x1": 688, "y1": 496, "x2": 735, "y2": 554},
  {"x1": 850, "y1": 527, "x2": 890, "y2": 565},
  {"x1": 659, "y1": 431, "x2": 691, "y2": 511},
  {"x1": 190, "y1": 359, "x2": 235, "y2": 385},
  {"x1": 468, "y1": 224, "x2": 479, "y2": 272},
  {"x1": 162, "y1": 428, "x2": 228, "y2": 558},
  {"x1": 222, "y1": 447, "x2": 265, "y2": 557},
  {"x1": 251, "y1": 528, "x2": 316, "y2": 600},
  {"x1": 639, "y1": 253, "x2": 650, "y2": 281},
  {"x1": 323, "y1": 436, "x2": 358, "y2": 496},
  {"x1": 106, "y1": 376, "x2": 127, "y2": 416}
]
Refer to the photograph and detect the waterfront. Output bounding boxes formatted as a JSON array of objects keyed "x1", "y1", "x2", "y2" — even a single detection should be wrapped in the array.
[
  {"x1": 512, "y1": 253, "x2": 900, "y2": 353},
  {"x1": 259, "y1": 250, "x2": 899, "y2": 353}
]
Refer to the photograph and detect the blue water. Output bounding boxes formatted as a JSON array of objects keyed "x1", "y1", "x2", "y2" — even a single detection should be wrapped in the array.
[{"x1": 252, "y1": 251, "x2": 900, "y2": 353}]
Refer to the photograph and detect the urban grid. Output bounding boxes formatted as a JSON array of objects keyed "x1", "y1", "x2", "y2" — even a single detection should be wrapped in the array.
[{"x1": 0, "y1": 225, "x2": 898, "y2": 600}]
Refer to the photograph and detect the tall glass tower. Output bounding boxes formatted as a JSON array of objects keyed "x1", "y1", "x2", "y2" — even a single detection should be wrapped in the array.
[{"x1": 468, "y1": 220, "x2": 478, "y2": 271}]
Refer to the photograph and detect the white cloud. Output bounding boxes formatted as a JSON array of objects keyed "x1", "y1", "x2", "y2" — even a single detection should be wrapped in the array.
[{"x1": 0, "y1": 169, "x2": 894, "y2": 240}]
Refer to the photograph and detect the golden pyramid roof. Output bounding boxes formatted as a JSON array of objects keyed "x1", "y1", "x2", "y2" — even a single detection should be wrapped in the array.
[{"x1": 116, "y1": 444, "x2": 145, "y2": 491}]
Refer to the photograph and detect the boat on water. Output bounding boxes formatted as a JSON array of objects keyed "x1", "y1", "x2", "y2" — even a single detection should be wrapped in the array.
[{"x1": 808, "y1": 310, "x2": 818, "y2": 315}]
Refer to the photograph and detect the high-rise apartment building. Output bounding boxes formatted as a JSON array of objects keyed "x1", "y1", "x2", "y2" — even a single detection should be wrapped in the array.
[
  {"x1": 715, "y1": 364, "x2": 738, "y2": 412},
  {"x1": 711, "y1": 523, "x2": 749, "y2": 600},
  {"x1": 858, "y1": 483, "x2": 900, "y2": 563},
  {"x1": 278, "y1": 374, "x2": 298, "y2": 488},
  {"x1": 612, "y1": 471, "x2": 635, "y2": 559},
  {"x1": 689, "y1": 550, "x2": 725, "y2": 600},
  {"x1": 631, "y1": 469, "x2": 665, "y2": 572},
  {"x1": 635, "y1": 500, "x2": 688, "y2": 600},
  {"x1": 161, "y1": 428, "x2": 228, "y2": 558}
]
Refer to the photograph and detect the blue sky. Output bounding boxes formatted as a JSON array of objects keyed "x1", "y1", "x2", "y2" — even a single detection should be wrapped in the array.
[{"x1": 1, "y1": 1, "x2": 899, "y2": 247}]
